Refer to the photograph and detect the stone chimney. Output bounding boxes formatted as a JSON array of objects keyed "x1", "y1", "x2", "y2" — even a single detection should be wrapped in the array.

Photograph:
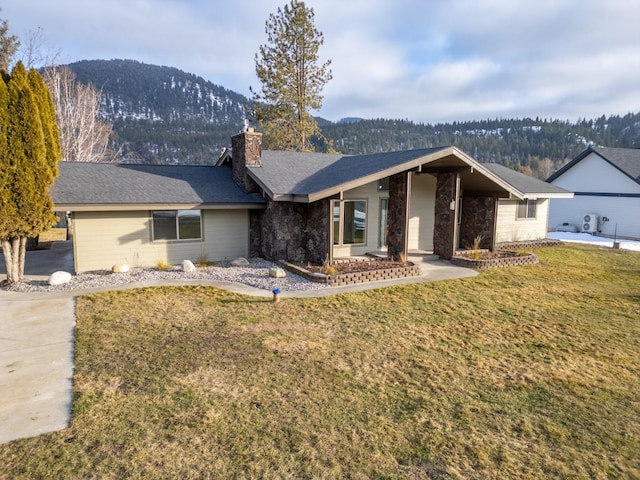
[{"x1": 231, "y1": 127, "x2": 262, "y2": 193}]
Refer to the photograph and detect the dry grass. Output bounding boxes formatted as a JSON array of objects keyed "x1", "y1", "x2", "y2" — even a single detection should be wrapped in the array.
[{"x1": 1, "y1": 244, "x2": 639, "y2": 479}]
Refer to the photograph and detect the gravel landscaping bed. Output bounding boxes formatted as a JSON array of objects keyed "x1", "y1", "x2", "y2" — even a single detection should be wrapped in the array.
[{"x1": 1, "y1": 258, "x2": 330, "y2": 293}]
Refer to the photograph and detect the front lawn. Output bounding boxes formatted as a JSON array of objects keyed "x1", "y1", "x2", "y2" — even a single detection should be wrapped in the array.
[{"x1": 1, "y1": 244, "x2": 639, "y2": 479}]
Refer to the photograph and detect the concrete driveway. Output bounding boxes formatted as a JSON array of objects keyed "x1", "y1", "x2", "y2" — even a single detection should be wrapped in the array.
[
  {"x1": 0, "y1": 293, "x2": 75, "y2": 443},
  {"x1": 0, "y1": 240, "x2": 75, "y2": 281},
  {"x1": 0, "y1": 241, "x2": 76, "y2": 443}
]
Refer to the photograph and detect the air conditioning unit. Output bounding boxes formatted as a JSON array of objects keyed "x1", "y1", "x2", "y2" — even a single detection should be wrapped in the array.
[{"x1": 582, "y1": 213, "x2": 598, "y2": 233}]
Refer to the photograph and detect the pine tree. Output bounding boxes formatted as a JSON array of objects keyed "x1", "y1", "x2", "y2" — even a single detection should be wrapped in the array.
[
  {"x1": 1, "y1": 62, "x2": 61, "y2": 284},
  {"x1": 0, "y1": 11, "x2": 19, "y2": 71},
  {"x1": 253, "y1": 0, "x2": 332, "y2": 151}
]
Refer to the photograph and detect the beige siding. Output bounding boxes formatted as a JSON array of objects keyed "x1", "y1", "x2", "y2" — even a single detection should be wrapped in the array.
[
  {"x1": 333, "y1": 181, "x2": 387, "y2": 258},
  {"x1": 495, "y1": 199, "x2": 549, "y2": 243},
  {"x1": 202, "y1": 210, "x2": 249, "y2": 261},
  {"x1": 408, "y1": 173, "x2": 436, "y2": 251},
  {"x1": 72, "y1": 210, "x2": 248, "y2": 273}
]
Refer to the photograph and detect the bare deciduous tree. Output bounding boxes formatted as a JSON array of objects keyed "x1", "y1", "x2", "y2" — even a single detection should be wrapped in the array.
[
  {"x1": 537, "y1": 158, "x2": 555, "y2": 180},
  {"x1": 42, "y1": 65, "x2": 114, "y2": 162},
  {"x1": 17, "y1": 27, "x2": 60, "y2": 69}
]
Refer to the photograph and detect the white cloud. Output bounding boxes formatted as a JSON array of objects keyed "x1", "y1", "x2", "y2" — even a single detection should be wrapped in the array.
[{"x1": 2, "y1": 0, "x2": 640, "y2": 123}]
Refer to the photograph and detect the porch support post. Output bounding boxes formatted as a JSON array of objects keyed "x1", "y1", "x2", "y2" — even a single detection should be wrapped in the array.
[
  {"x1": 433, "y1": 171, "x2": 461, "y2": 260},
  {"x1": 387, "y1": 172, "x2": 410, "y2": 262},
  {"x1": 490, "y1": 193, "x2": 499, "y2": 251}
]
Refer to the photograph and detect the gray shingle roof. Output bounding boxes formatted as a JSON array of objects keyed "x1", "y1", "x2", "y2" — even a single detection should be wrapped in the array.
[
  {"x1": 252, "y1": 148, "x2": 447, "y2": 196},
  {"x1": 547, "y1": 146, "x2": 640, "y2": 184},
  {"x1": 591, "y1": 147, "x2": 640, "y2": 182},
  {"x1": 51, "y1": 162, "x2": 266, "y2": 206},
  {"x1": 482, "y1": 163, "x2": 572, "y2": 196},
  {"x1": 252, "y1": 148, "x2": 570, "y2": 199}
]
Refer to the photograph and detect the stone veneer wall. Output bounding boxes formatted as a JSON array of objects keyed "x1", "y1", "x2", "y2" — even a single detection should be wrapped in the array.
[
  {"x1": 386, "y1": 173, "x2": 408, "y2": 261},
  {"x1": 459, "y1": 196, "x2": 495, "y2": 250},
  {"x1": 433, "y1": 172, "x2": 459, "y2": 259},
  {"x1": 231, "y1": 130, "x2": 261, "y2": 193},
  {"x1": 250, "y1": 200, "x2": 330, "y2": 264}
]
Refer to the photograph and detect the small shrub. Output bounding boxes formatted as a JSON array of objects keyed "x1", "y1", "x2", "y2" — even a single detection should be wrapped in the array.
[
  {"x1": 321, "y1": 256, "x2": 339, "y2": 276},
  {"x1": 156, "y1": 260, "x2": 172, "y2": 271},
  {"x1": 322, "y1": 264, "x2": 339, "y2": 276},
  {"x1": 468, "y1": 235, "x2": 485, "y2": 260},
  {"x1": 196, "y1": 254, "x2": 214, "y2": 268}
]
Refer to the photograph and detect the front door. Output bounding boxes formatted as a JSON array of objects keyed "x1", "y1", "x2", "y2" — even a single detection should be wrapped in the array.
[{"x1": 408, "y1": 173, "x2": 436, "y2": 252}]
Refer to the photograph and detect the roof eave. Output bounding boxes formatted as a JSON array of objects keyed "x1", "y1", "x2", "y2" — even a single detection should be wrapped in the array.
[
  {"x1": 520, "y1": 192, "x2": 574, "y2": 199},
  {"x1": 54, "y1": 202, "x2": 267, "y2": 211},
  {"x1": 246, "y1": 170, "x2": 276, "y2": 200},
  {"x1": 303, "y1": 147, "x2": 457, "y2": 202}
]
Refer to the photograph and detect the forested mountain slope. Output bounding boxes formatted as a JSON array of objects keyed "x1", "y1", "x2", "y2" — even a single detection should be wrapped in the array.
[
  {"x1": 68, "y1": 59, "x2": 639, "y2": 175},
  {"x1": 68, "y1": 59, "x2": 249, "y2": 164},
  {"x1": 317, "y1": 115, "x2": 640, "y2": 178}
]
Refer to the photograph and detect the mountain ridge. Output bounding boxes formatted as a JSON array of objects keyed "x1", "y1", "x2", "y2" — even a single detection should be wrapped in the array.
[{"x1": 66, "y1": 59, "x2": 639, "y2": 175}]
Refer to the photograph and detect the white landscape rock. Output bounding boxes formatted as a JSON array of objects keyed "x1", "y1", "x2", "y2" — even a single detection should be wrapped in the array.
[
  {"x1": 48, "y1": 271, "x2": 72, "y2": 286},
  {"x1": 231, "y1": 257, "x2": 250, "y2": 267},
  {"x1": 112, "y1": 264, "x2": 130, "y2": 273},
  {"x1": 269, "y1": 267, "x2": 287, "y2": 278},
  {"x1": 182, "y1": 260, "x2": 196, "y2": 272}
]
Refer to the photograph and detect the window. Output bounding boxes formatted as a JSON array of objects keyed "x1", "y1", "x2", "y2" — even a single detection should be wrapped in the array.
[
  {"x1": 152, "y1": 210, "x2": 202, "y2": 240},
  {"x1": 333, "y1": 200, "x2": 367, "y2": 245},
  {"x1": 378, "y1": 178, "x2": 390, "y2": 191},
  {"x1": 517, "y1": 199, "x2": 537, "y2": 219}
]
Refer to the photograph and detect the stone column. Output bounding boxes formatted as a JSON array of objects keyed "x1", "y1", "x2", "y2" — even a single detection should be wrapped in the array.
[
  {"x1": 433, "y1": 172, "x2": 460, "y2": 259},
  {"x1": 387, "y1": 172, "x2": 410, "y2": 261},
  {"x1": 458, "y1": 197, "x2": 495, "y2": 250}
]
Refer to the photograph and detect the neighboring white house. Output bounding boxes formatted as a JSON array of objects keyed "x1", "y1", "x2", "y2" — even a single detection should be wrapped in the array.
[{"x1": 547, "y1": 147, "x2": 640, "y2": 240}]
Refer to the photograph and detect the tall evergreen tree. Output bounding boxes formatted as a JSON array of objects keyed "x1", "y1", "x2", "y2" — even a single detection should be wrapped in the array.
[
  {"x1": 253, "y1": 0, "x2": 332, "y2": 151},
  {"x1": 1, "y1": 62, "x2": 61, "y2": 284}
]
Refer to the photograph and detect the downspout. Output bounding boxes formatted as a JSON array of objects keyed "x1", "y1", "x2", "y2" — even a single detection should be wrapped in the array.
[{"x1": 71, "y1": 212, "x2": 79, "y2": 274}]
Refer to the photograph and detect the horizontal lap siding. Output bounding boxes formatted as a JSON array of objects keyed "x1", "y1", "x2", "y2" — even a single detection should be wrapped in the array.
[
  {"x1": 72, "y1": 210, "x2": 248, "y2": 273},
  {"x1": 202, "y1": 210, "x2": 249, "y2": 261},
  {"x1": 495, "y1": 199, "x2": 549, "y2": 243},
  {"x1": 408, "y1": 173, "x2": 436, "y2": 251}
]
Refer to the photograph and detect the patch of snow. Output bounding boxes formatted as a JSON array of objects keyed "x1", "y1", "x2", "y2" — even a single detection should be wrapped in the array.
[{"x1": 547, "y1": 232, "x2": 640, "y2": 252}]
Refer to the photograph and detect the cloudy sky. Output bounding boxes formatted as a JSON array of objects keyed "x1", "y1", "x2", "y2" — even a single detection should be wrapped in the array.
[{"x1": 3, "y1": 0, "x2": 639, "y2": 124}]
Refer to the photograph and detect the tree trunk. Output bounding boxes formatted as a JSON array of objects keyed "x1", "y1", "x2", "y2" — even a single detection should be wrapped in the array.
[{"x1": 2, "y1": 237, "x2": 27, "y2": 284}]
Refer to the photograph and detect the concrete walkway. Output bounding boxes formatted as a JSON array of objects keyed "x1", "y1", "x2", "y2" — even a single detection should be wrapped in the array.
[{"x1": 0, "y1": 242, "x2": 477, "y2": 444}]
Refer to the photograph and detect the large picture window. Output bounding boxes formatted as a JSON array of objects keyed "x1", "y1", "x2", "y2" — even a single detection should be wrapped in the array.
[
  {"x1": 333, "y1": 200, "x2": 367, "y2": 245},
  {"x1": 152, "y1": 210, "x2": 202, "y2": 240},
  {"x1": 517, "y1": 199, "x2": 537, "y2": 219}
]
